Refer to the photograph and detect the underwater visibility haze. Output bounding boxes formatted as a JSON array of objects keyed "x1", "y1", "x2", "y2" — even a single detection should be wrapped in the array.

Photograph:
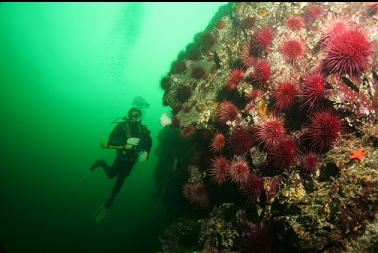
[{"x1": 1, "y1": 2, "x2": 378, "y2": 253}]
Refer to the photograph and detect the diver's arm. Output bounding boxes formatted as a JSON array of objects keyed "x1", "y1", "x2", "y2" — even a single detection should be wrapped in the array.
[
  {"x1": 138, "y1": 127, "x2": 152, "y2": 161},
  {"x1": 144, "y1": 129, "x2": 153, "y2": 155},
  {"x1": 100, "y1": 140, "x2": 133, "y2": 150},
  {"x1": 140, "y1": 126, "x2": 152, "y2": 153},
  {"x1": 108, "y1": 144, "x2": 133, "y2": 150},
  {"x1": 108, "y1": 123, "x2": 124, "y2": 146}
]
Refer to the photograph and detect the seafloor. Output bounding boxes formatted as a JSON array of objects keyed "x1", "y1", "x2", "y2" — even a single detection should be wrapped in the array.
[{"x1": 154, "y1": 2, "x2": 378, "y2": 252}]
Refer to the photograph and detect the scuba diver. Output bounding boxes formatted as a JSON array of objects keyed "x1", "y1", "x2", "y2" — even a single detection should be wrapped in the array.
[{"x1": 86, "y1": 107, "x2": 152, "y2": 223}]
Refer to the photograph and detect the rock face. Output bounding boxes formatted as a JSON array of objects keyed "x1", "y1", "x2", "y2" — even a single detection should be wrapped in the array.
[{"x1": 156, "y1": 2, "x2": 378, "y2": 252}]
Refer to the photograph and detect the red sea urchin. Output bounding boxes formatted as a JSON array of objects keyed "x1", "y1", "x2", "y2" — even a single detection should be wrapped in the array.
[
  {"x1": 227, "y1": 68, "x2": 245, "y2": 90},
  {"x1": 279, "y1": 38, "x2": 306, "y2": 64},
  {"x1": 320, "y1": 18, "x2": 350, "y2": 47},
  {"x1": 306, "y1": 111, "x2": 341, "y2": 152},
  {"x1": 229, "y1": 156, "x2": 250, "y2": 184},
  {"x1": 242, "y1": 26, "x2": 276, "y2": 66},
  {"x1": 209, "y1": 156, "x2": 229, "y2": 185},
  {"x1": 268, "y1": 138, "x2": 297, "y2": 171},
  {"x1": 210, "y1": 132, "x2": 225, "y2": 153},
  {"x1": 241, "y1": 43, "x2": 256, "y2": 68},
  {"x1": 273, "y1": 81, "x2": 298, "y2": 111},
  {"x1": 218, "y1": 101, "x2": 239, "y2": 123},
  {"x1": 254, "y1": 117, "x2": 286, "y2": 151},
  {"x1": 299, "y1": 72, "x2": 327, "y2": 111},
  {"x1": 228, "y1": 128, "x2": 254, "y2": 155},
  {"x1": 322, "y1": 26, "x2": 371, "y2": 77},
  {"x1": 302, "y1": 4, "x2": 322, "y2": 23},
  {"x1": 251, "y1": 26, "x2": 277, "y2": 56},
  {"x1": 286, "y1": 15, "x2": 305, "y2": 31},
  {"x1": 301, "y1": 152, "x2": 319, "y2": 174},
  {"x1": 253, "y1": 59, "x2": 271, "y2": 85}
]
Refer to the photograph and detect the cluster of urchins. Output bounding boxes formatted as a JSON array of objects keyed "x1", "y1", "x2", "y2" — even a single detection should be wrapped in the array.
[
  {"x1": 180, "y1": 3, "x2": 373, "y2": 211},
  {"x1": 164, "y1": 4, "x2": 375, "y2": 252}
]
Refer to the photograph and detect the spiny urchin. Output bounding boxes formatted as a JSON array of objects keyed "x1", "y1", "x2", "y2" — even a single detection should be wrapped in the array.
[
  {"x1": 218, "y1": 101, "x2": 239, "y2": 123},
  {"x1": 251, "y1": 26, "x2": 277, "y2": 56},
  {"x1": 320, "y1": 17, "x2": 350, "y2": 47},
  {"x1": 242, "y1": 27, "x2": 276, "y2": 66},
  {"x1": 268, "y1": 138, "x2": 297, "y2": 171},
  {"x1": 286, "y1": 15, "x2": 305, "y2": 31},
  {"x1": 241, "y1": 43, "x2": 256, "y2": 68},
  {"x1": 273, "y1": 81, "x2": 298, "y2": 111},
  {"x1": 300, "y1": 152, "x2": 319, "y2": 174},
  {"x1": 299, "y1": 72, "x2": 327, "y2": 111},
  {"x1": 227, "y1": 68, "x2": 245, "y2": 90},
  {"x1": 322, "y1": 26, "x2": 371, "y2": 77},
  {"x1": 253, "y1": 59, "x2": 271, "y2": 85},
  {"x1": 305, "y1": 111, "x2": 342, "y2": 152},
  {"x1": 229, "y1": 156, "x2": 250, "y2": 184},
  {"x1": 302, "y1": 4, "x2": 322, "y2": 23},
  {"x1": 254, "y1": 117, "x2": 286, "y2": 151},
  {"x1": 279, "y1": 38, "x2": 306, "y2": 64},
  {"x1": 210, "y1": 132, "x2": 225, "y2": 153},
  {"x1": 209, "y1": 156, "x2": 229, "y2": 185},
  {"x1": 228, "y1": 128, "x2": 254, "y2": 155}
]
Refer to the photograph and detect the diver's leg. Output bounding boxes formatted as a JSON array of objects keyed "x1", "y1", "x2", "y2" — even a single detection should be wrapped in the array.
[
  {"x1": 104, "y1": 162, "x2": 134, "y2": 209},
  {"x1": 94, "y1": 162, "x2": 134, "y2": 223},
  {"x1": 90, "y1": 158, "x2": 118, "y2": 179},
  {"x1": 104, "y1": 174, "x2": 127, "y2": 209}
]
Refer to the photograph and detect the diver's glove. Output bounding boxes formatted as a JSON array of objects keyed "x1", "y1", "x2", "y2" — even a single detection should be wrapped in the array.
[
  {"x1": 138, "y1": 151, "x2": 148, "y2": 162},
  {"x1": 127, "y1": 137, "x2": 140, "y2": 146}
]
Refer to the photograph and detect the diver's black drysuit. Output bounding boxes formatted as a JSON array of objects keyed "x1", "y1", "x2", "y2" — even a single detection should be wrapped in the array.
[{"x1": 92, "y1": 119, "x2": 152, "y2": 209}]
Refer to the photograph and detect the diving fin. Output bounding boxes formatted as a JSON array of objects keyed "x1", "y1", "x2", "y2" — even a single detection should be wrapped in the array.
[
  {"x1": 78, "y1": 159, "x2": 103, "y2": 180},
  {"x1": 77, "y1": 169, "x2": 89, "y2": 181},
  {"x1": 93, "y1": 206, "x2": 110, "y2": 224}
]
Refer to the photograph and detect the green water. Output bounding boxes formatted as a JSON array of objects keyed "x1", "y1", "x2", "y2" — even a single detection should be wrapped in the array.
[{"x1": 0, "y1": 3, "x2": 225, "y2": 252}]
